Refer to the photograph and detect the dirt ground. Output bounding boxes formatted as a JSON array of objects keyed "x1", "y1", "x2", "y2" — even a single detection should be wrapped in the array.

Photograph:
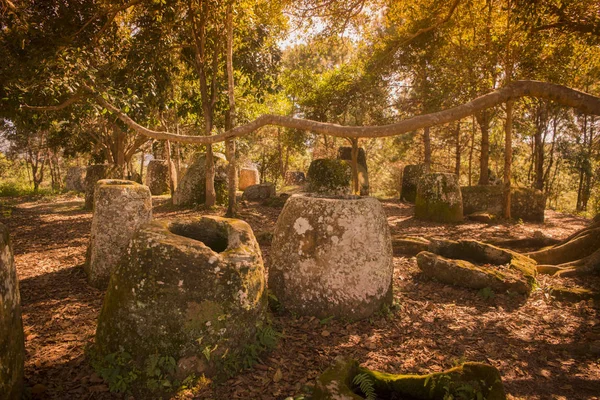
[{"x1": 1, "y1": 194, "x2": 599, "y2": 400}]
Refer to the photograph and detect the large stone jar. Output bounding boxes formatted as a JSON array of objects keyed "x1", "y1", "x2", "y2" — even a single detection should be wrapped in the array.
[
  {"x1": 145, "y1": 159, "x2": 173, "y2": 195},
  {"x1": 400, "y1": 164, "x2": 426, "y2": 203},
  {"x1": 86, "y1": 179, "x2": 152, "y2": 288},
  {"x1": 84, "y1": 164, "x2": 109, "y2": 209},
  {"x1": 65, "y1": 166, "x2": 87, "y2": 192},
  {"x1": 173, "y1": 153, "x2": 228, "y2": 206},
  {"x1": 415, "y1": 172, "x2": 463, "y2": 223},
  {"x1": 239, "y1": 168, "x2": 260, "y2": 190},
  {"x1": 94, "y1": 216, "x2": 267, "y2": 384},
  {"x1": 306, "y1": 159, "x2": 352, "y2": 196},
  {"x1": 0, "y1": 223, "x2": 24, "y2": 400},
  {"x1": 269, "y1": 194, "x2": 393, "y2": 319}
]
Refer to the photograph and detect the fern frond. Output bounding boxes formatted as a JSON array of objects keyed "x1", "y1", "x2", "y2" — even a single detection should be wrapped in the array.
[{"x1": 352, "y1": 372, "x2": 376, "y2": 400}]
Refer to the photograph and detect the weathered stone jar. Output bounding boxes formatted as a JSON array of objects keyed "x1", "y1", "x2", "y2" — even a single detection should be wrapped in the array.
[
  {"x1": 94, "y1": 216, "x2": 267, "y2": 384},
  {"x1": 239, "y1": 168, "x2": 260, "y2": 190},
  {"x1": 84, "y1": 164, "x2": 109, "y2": 209},
  {"x1": 306, "y1": 159, "x2": 352, "y2": 196},
  {"x1": 173, "y1": 153, "x2": 228, "y2": 206},
  {"x1": 400, "y1": 164, "x2": 426, "y2": 203},
  {"x1": 145, "y1": 159, "x2": 173, "y2": 195},
  {"x1": 0, "y1": 223, "x2": 24, "y2": 400},
  {"x1": 269, "y1": 194, "x2": 393, "y2": 319},
  {"x1": 415, "y1": 172, "x2": 463, "y2": 222},
  {"x1": 86, "y1": 179, "x2": 152, "y2": 288},
  {"x1": 65, "y1": 166, "x2": 86, "y2": 192}
]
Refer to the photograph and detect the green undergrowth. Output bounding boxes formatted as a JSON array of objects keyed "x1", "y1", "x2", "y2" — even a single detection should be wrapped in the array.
[{"x1": 87, "y1": 322, "x2": 281, "y2": 397}]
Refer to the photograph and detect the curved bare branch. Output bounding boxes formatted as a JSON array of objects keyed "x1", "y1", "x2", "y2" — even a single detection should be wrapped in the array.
[{"x1": 23, "y1": 80, "x2": 600, "y2": 145}]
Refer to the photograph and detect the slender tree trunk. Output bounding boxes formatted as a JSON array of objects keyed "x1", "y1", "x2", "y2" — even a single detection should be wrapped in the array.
[
  {"x1": 469, "y1": 116, "x2": 475, "y2": 186},
  {"x1": 225, "y1": 1, "x2": 237, "y2": 216},
  {"x1": 454, "y1": 121, "x2": 461, "y2": 177},
  {"x1": 423, "y1": 127, "x2": 431, "y2": 172},
  {"x1": 139, "y1": 149, "x2": 144, "y2": 182},
  {"x1": 503, "y1": 101, "x2": 514, "y2": 218},
  {"x1": 166, "y1": 140, "x2": 177, "y2": 195},
  {"x1": 350, "y1": 138, "x2": 359, "y2": 194},
  {"x1": 533, "y1": 105, "x2": 545, "y2": 190},
  {"x1": 476, "y1": 111, "x2": 491, "y2": 185}
]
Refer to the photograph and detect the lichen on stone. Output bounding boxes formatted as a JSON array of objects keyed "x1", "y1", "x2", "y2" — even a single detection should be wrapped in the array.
[
  {"x1": 415, "y1": 172, "x2": 463, "y2": 223},
  {"x1": 93, "y1": 216, "x2": 267, "y2": 392},
  {"x1": 269, "y1": 194, "x2": 393, "y2": 320},
  {"x1": 0, "y1": 223, "x2": 25, "y2": 400},
  {"x1": 306, "y1": 159, "x2": 352, "y2": 196}
]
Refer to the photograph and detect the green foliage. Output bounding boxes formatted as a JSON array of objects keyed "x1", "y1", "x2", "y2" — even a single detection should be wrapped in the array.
[
  {"x1": 352, "y1": 372, "x2": 376, "y2": 400},
  {"x1": 92, "y1": 351, "x2": 140, "y2": 394},
  {"x1": 227, "y1": 324, "x2": 281, "y2": 374},
  {"x1": 144, "y1": 354, "x2": 176, "y2": 390}
]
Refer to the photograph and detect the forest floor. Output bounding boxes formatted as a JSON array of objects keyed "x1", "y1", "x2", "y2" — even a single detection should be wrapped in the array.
[{"x1": 1, "y1": 194, "x2": 599, "y2": 400}]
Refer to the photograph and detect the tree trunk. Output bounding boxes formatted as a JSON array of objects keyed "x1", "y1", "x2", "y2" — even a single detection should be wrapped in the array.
[
  {"x1": 468, "y1": 116, "x2": 475, "y2": 186},
  {"x1": 225, "y1": 1, "x2": 237, "y2": 217},
  {"x1": 350, "y1": 138, "x2": 359, "y2": 194},
  {"x1": 423, "y1": 127, "x2": 431, "y2": 172},
  {"x1": 166, "y1": 140, "x2": 177, "y2": 195},
  {"x1": 454, "y1": 121, "x2": 461, "y2": 177},
  {"x1": 476, "y1": 111, "x2": 491, "y2": 185},
  {"x1": 503, "y1": 101, "x2": 513, "y2": 219}
]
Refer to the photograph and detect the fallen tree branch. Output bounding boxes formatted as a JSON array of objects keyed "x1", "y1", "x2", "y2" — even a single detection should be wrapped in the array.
[{"x1": 23, "y1": 80, "x2": 600, "y2": 145}]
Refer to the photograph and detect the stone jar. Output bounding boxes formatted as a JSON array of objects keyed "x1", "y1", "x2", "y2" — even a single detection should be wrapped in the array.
[
  {"x1": 86, "y1": 179, "x2": 152, "y2": 288},
  {"x1": 415, "y1": 172, "x2": 463, "y2": 223},
  {"x1": 94, "y1": 216, "x2": 267, "y2": 385},
  {"x1": 65, "y1": 166, "x2": 87, "y2": 192},
  {"x1": 145, "y1": 159, "x2": 173, "y2": 195},
  {"x1": 242, "y1": 183, "x2": 276, "y2": 201},
  {"x1": 400, "y1": 164, "x2": 426, "y2": 203},
  {"x1": 306, "y1": 159, "x2": 352, "y2": 196},
  {"x1": 0, "y1": 223, "x2": 24, "y2": 400},
  {"x1": 269, "y1": 194, "x2": 393, "y2": 320},
  {"x1": 173, "y1": 153, "x2": 228, "y2": 206},
  {"x1": 84, "y1": 164, "x2": 109, "y2": 210},
  {"x1": 239, "y1": 168, "x2": 260, "y2": 191}
]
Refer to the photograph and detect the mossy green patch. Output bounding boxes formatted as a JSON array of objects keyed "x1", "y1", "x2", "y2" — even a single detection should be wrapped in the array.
[{"x1": 313, "y1": 358, "x2": 506, "y2": 400}]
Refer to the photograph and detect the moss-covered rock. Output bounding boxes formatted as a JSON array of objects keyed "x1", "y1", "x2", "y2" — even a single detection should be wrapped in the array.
[
  {"x1": 306, "y1": 159, "x2": 352, "y2": 196},
  {"x1": 313, "y1": 358, "x2": 506, "y2": 400},
  {"x1": 239, "y1": 168, "x2": 260, "y2": 190},
  {"x1": 94, "y1": 216, "x2": 267, "y2": 389},
  {"x1": 86, "y1": 179, "x2": 153, "y2": 288},
  {"x1": 0, "y1": 223, "x2": 24, "y2": 400},
  {"x1": 65, "y1": 166, "x2": 87, "y2": 192},
  {"x1": 242, "y1": 183, "x2": 275, "y2": 201},
  {"x1": 418, "y1": 239, "x2": 537, "y2": 294},
  {"x1": 392, "y1": 236, "x2": 431, "y2": 256},
  {"x1": 549, "y1": 286, "x2": 600, "y2": 302},
  {"x1": 84, "y1": 164, "x2": 109, "y2": 209},
  {"x1": 145, "y1": 159, "x2": 173, "y2": 195},
  {"x1": 269, "y1": 194, "x2": 393, "y2": 320},
  {"x1": 415, "y1": 173, "x2": 463, "y2": 223},
  {"x1": 173, "y1": 153, "x2": 228, "y2": 206},
  {"x1": 400, "y1": 164, "x2": 426, "y2": 203},
  {"x1": 285, "y1": 171, "x2": 306, "y2": 185},
  {"x1": 462, "y1": 185, "x2": 546, "y2": 222},
  {"x1": 337, "y1": 147, "x2": 369, "y2": 195}
]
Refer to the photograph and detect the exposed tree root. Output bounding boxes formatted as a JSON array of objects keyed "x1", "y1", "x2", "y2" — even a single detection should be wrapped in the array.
[{"x1": 526, "y1": 222, "x2": 600, "y2": 277}]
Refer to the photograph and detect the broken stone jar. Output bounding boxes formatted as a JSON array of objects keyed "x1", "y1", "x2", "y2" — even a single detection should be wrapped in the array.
[
  {"x1": 86, "y1": 179, "x2": 152, "y2": 288},
  {"x1": 269, "y1": 194, "x2": 393, "y2": 320},
  {"x1": 94, "y1": 216, "x2": 267, "y2": 384}
]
